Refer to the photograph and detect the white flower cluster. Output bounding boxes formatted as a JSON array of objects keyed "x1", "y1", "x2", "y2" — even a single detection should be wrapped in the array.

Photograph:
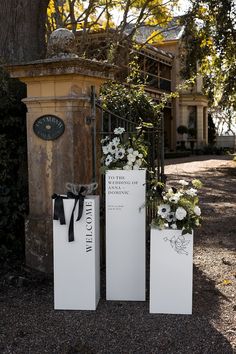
[
  {"x1": 124, "y1": 148, "x2": 143, "y2": 170},
  {"x1": 153, "y1": 179, "x2": 202, "y2": 233},
  {"x1": 101, "y1": 128, "x2": 144, "y2": 170}
]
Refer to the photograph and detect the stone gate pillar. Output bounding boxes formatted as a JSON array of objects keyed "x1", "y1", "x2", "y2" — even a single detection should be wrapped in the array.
[{"x1": 6, "y1": 58, "x2": 116, "y2": 272}]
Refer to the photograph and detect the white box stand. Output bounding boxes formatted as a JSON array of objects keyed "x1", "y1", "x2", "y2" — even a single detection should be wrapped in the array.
[
  {"x1": 53, "y1": 196, "x2": 100, "y2": 310},
  {"x1": 106, "y1": 169, "x2": 146, "y2": 301},
  {"x1": 150, "y1": 228, "x2": 193, "y2": 314}
]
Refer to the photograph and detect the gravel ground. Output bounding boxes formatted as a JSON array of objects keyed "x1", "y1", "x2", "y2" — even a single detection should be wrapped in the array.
[{"x1": 0, "y1": 155, "x2": 235, "y2": 354}]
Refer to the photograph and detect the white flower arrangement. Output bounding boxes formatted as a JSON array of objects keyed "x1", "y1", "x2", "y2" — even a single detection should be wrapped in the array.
[
  {"x1": 101, "y1": 127, "x2": 146, "y2": 171},
  {"x1": 150, "y1": 178, "x2": 203, "y2": 234}
]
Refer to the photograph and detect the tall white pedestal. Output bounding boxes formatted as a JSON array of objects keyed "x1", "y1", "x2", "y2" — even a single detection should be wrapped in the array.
[
  {"x1": 106, "y1": 169, "x2": 146, "y2": 301},
  {"x1": 53, "y1": 196, "x2": 100, "y2": 310},
  {"x1": 150, "y1": 228, "x2": 193, "y2": 314}
]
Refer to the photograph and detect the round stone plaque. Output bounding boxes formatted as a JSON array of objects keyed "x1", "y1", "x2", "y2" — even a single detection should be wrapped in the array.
[{"x1": 33, "y1": 115, "x2": 65, "y2": 140}]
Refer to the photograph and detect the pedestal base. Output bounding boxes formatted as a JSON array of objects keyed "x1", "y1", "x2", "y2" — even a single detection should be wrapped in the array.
[
  {"x1": 150, "y1": 228, "x2": 193, "y2": 314},
  {"x1": 53, "y1": 196, "x2": 100, "y2": 310}
]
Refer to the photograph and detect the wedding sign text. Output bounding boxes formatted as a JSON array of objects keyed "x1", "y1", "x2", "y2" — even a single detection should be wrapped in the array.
[{"x1": 106, "y1": 169, "x2": 146, "y2": 301}]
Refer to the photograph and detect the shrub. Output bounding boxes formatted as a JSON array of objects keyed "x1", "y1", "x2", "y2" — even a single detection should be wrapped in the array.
[
  {"x1": 177, "y1": 125, "x2": 188, "y2": 135},
  {"x1": 0, "y1": 68, "x2": 28, "y2": 255}
]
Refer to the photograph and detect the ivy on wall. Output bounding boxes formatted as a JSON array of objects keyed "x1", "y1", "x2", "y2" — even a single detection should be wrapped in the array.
[{"x1": 0, "y1": 68, "x2": 28, "y2": 255}]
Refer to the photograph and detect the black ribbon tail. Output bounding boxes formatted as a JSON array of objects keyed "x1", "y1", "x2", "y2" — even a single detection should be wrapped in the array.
[
  {"x1": 53, "y1": 195, "x2": 66, "y2": 225},
  {"x1": 77, "y1": 194, "x2": 85, "y2": 221},
  {"x1": 68, "y1": 198, "x2": 79, "y2": 242}
]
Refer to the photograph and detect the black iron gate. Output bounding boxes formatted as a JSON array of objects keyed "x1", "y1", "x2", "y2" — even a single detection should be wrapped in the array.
[{"x1": 90, "y1": 86, "x2": 165, "y2": 182}]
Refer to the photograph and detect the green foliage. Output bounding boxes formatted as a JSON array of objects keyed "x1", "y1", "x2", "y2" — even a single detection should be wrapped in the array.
[
  {"x1": 192, "y1": 179, "x2": 203, "y2": 189},
  {"x1": 100, "y1": 58, "x2": 166, "y2": 122},
  {"x1": 100, "y1": 81, "x2": 160, "y2": 126},
  {"x1": 100, "y1": 61, "x2": 198, "y2": 171},
  {"x1": 47, "y1": 0, "x2": 177, "y2": 37},
  {"x1": 149, "y1": 179, "x2": 203, "y2": 234},
  {"x1": 0, "y1": 68, "x2": 28, "y2": 254},
  {"x1": 188, "y1": 127, "x2": 197, "y2": 139},
  {"x1": 177, "y1": 125, "x2": 188, "y2": 135},
  {"x1": 181, "y1": 0, "x2": 236, "y2": 112},
  {"x1": 100, "y1": 63, "x2": 163, "y2": 171}
]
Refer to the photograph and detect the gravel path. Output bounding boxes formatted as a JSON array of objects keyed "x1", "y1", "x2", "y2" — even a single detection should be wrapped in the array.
[{"x1": 0, "y1": 155, "x2": 235, "y2": 354}]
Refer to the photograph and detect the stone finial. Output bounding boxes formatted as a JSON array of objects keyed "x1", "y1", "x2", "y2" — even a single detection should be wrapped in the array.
[{"x1": 47, "y1": 28, "x2": 78, "y2": 59}]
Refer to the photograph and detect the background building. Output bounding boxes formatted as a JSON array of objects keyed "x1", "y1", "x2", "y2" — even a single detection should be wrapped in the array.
[
  {"x1": 75, "y1": 21, "x2": 209, "y2": 152},
  {"x1": 133, "y1": 20, "x2": 209, "y2": 151},
  {"x1": 157, "y1": 24, "x2": 208, "y2": 151}
]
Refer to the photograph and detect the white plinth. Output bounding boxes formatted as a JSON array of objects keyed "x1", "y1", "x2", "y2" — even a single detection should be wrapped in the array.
[
  {"x1": 106, "y1": 169, "x2": 146, "y2": 301},
  {"x1": 53, "y1": 196, "x2": 100, "y2": 310},
  {"x1": 150, "y1": 228, "x2": 193, "y2": 314}
]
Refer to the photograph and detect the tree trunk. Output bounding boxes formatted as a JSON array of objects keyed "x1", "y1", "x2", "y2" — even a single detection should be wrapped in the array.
[{"x1": 0, "y1": 0, "x2": 49, "y2": 63}]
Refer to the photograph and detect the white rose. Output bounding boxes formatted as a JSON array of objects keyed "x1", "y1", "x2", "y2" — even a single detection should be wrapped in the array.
[
  {"x1": 127, "y1": 148, "x2": 134, "y2": 154},
  {"x1": 194, "y1": 206, "x2": 201, "y2": 216},
  {"x1": 175, "y1": 207, "x2": 187, "y2": 220},
  {"x1": 133, "y1": 164, "x2": 139, "y2": 170},
  {"x1": 138, "y1": 153, "x2": 143, "y2": 158},
  {"x1": 127, "y1": 154, "x2": 136, "y2": 162},
  {"x1": 133, "y1": 150, "x2": 139, "y2": 156}
]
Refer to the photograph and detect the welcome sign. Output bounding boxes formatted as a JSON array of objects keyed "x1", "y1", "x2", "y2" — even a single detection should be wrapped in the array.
[
  {"x1": 53, "y1": 196, "x2": 100, "y2": 310},
  {"x1": 106, "y1": 169, "x2": 146, "y2": 301}
]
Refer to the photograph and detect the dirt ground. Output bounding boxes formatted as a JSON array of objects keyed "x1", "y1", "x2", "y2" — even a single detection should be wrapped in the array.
[{"x1": 0, "y1": 155, "x2": 235, "y2": 354}]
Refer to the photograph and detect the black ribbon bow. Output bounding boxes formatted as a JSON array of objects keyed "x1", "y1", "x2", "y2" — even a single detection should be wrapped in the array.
[
  {"x1": 52, "y1": 187, "x2": 86, "y2": 242},
  {"x1": 52, "y1": 194, "x2": 66, "y2": 225}
]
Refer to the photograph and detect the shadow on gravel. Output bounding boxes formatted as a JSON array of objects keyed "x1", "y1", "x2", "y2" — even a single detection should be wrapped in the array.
[
  {"x1": 0, "y1": 265, "x2": 234, "y2": 354},
  {"x1": 192, "y1": 264, "x2": 232, "y2": 317},
  {"x1": 164, "y1": 155, "x2": 232, "y2": 166}
]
